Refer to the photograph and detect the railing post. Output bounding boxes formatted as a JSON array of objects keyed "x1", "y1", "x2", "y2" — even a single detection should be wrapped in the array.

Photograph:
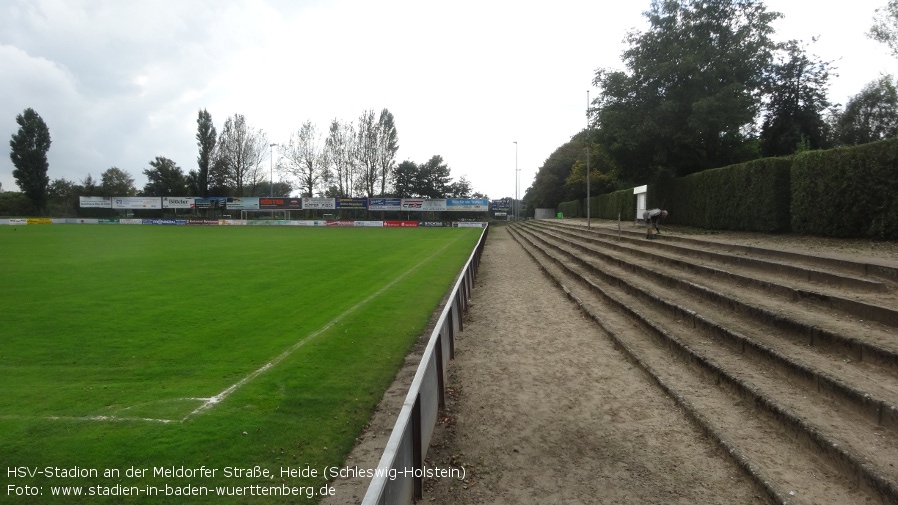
[
  {"x1": 412, "y1": 395, "x2": 423, "y2": 500},
  {"x1": 435, "y1": 334, "x2": 446, "y2": 409}
]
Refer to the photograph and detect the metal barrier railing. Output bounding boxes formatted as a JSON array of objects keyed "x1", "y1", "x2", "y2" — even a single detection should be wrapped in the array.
[{"x1": 361, "y1": 225, "x2": 489, "y2": 504}]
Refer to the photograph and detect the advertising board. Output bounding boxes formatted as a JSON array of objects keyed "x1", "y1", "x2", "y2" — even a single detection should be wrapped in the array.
[{"x1": 112, "y1": 197, "x2": 162, "y2": 209}]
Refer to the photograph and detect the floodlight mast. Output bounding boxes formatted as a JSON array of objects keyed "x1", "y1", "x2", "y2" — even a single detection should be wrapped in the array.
[
  {"x1": 269, "y1": 143, "x2": 278, "y2": 197},
  {"x1": 586, "y1": 90, "x2": 591, "y2": 230},
  {"x1": 513, "y1": 141, "x2": 519, "y2": 221}
]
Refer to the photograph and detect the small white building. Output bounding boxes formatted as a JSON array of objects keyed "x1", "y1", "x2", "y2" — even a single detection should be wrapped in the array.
[
  {"x1": 633, "y1": 185, "x2": 648, "y2": 224},
  {"x1": 535, "y1": 208, "x2": 556, "y2": 220}
]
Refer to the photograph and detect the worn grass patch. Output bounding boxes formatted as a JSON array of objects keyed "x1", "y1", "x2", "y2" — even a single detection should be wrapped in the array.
[{"x1": 0, "y1": 224, "x2": 482, "y2": 503}]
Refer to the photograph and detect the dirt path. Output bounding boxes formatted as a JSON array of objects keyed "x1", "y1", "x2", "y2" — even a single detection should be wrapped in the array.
[{"x1": 421, "y1": 225, "x2": 767, "y2": 504}]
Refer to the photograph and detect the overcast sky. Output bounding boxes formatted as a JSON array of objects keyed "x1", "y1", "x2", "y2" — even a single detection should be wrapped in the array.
[{"x1": 2, "y1": 0, "x2": 898, "y2": 201}]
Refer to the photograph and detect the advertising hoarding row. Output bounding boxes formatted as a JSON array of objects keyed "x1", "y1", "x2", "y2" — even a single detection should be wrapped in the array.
[
  {"x1": 2, "y1": 218, "x2": 487, "y2": 228},
  {"x1": 79, "y1": 196, "x2": 493, "y2": 211}
]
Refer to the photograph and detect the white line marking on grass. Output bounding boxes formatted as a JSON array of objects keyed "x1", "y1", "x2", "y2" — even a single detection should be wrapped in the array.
[
  {"x1": 0, "y1": 414, "x2": 176, "y2": 424},
  {"x1": 182, "y1": 233, "x2": 468, "y2": 421},
  {"x1": 48, "y1": 415, "x2": 176, "y2": 423}
]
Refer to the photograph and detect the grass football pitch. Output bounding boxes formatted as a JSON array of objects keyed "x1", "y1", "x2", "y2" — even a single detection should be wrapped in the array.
[{"x1": 0, "y1": 224, "x2": 483, "y2": 503}]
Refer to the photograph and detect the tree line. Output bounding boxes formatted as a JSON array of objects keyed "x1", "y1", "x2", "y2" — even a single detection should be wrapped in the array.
[
  {"x1": 6, "y1": 107, "x2": 480, "y2": 216},
  {"x1": 526, "y1": 0, "x2": 898, "y2": 214}
]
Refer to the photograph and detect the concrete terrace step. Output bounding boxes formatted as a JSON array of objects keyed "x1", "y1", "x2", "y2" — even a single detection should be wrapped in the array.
[
  {"x1": 527, "y1": 220, "x2": 898, "y2": 330},
  {"x1": 508, "y1": 222, "x2": 898, "y2": 505},
  {"x1": 535, "y1": 220, "x2": 895, "y2": 291},
  {"x1": 514, "y1": 224, "x2": 898, "y2": 426}
]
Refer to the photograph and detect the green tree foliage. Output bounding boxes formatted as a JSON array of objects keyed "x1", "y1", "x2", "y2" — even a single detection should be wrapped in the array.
[
  {"x1": 376, "y1": 109, "x2": 399, "y2": 197},
  {"x1": 832, "y1": 76, "x2": 898, "y2": 145},
  {"x1": 869, "y1": 0, "x2": 898, "y2": 58},
  {"x1": 594, "y1": 0, "x2": 779, "y2": 183},
  {"x1": 207, "y1": 157, "x2": 233, "y2": 197},
  {"x1": 0, "y1": 191, "x2": 31, "y2": 216},
  {"x1": 448, "y1": 176, "x2": 473, "y2": 198},
  {"x1": 255, "y1": 181, "x2": 292, "y2": 198},
  {"x1": 100, "y1": 167, "x2": 136, "y2": 197},
  {"x1": 47, "y1": 178, "x2": 78, "y2": 216},
  {"x1": 390, "y1": 156, "x2": 457, "y2": 198},
  {"x1": 9, "y1": 108, "x2": 51, "y2": 214},
  {"x1": 142, "y1": 156, "x2": 188, "y2": 196},
  {"x1": 564, "y1": 136, "x2": 617, "y2": 199},
  {"x1": 196, "y1": 108, "x2": 216, "y2": 197},
  {"x1": 759, "y1": 40, "x2": 834, "y2": 156},
  {"x1": 392, "y1": 160, "x2": 418, "y2": 198},
  {"x1": 418, "y1": 155, "x2": 451, "y2": 198},
  {"x1": 80, "y1": 174, "x2": 99, "y2": 196},
  {"x1": 528, "y1": 137, "x2": 584, "y2": 209}
]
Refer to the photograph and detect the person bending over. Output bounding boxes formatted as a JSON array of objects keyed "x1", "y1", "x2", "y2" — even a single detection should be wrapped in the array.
[{"x1": 643, "y1": 208, "x2": 668, "y2": 239}]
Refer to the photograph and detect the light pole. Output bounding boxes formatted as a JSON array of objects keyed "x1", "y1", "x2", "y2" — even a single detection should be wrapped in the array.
[
  {"x1": 586, "y1": 90, "x2": 591, "y2": 229},
  {"x1": 514, "y1": 141, "x2": 519, "y2": 221},
  {"x1": 269, "y1": 143, "x2": 278, "y2": 197}
]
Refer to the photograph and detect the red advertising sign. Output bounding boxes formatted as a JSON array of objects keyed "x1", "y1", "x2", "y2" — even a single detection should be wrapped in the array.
[
  {"x1": 259, "y1": 197, "x2": 302, "y2": 209},
  {"x1": 384, "y1": 221, "x2": 419, "y2": 227}
]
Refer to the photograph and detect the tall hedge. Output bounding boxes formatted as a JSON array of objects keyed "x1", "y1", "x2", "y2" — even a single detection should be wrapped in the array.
[
  {"x1": 558, "y1": 190, "x2": 634, "y2": 220},
  {"x1": 590, "y1": 188, "x2": 636, "y2": 220},
  {"x1": 658, "y1": 157, "x2": 792, "y2": 232},
  {"x1": 791, "y1": 139, "x2": 898, "y2": 239},
  {"x1": 557, "y1": 199, "x2": 582, "y2": 218}
]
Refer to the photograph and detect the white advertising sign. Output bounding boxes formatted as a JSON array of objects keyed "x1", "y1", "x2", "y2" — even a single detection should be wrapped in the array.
[
  {"x1": 112, "y1": 197, "x2": 162, "y2": 209},
  {"x1": 79, "y1": 196, "x2": 112, "y2": 208},
  {"x1": 302, "y1": 197, "x2": 336, "y2": 209},
  {"x1": 163, "y1": 197, "x2": 195, "y2": 209}
]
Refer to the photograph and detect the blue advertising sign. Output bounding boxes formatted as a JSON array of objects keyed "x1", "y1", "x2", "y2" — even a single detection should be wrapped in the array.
[
  {"x1": 368, "y1": 198, "x2": 401, "y2": 211},
  {"x1": 141, "y1": 219, "x2": 187, "y2": 225},
  {"x1": 446, "y1": 198, "x2": 490, "y2": 211},
  {"x1": 491, "y1": 199, "x2": 512, "y2": 210},
  {"x1": 194, "y1": 197, "x2": 227, "y2": 209},
  {"x1": 336, "y1": 198, "x2": 368, "y2": 209}
]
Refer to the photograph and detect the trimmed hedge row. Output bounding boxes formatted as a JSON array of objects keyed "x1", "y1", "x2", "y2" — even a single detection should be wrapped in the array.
[
  {"x1": 657, "y1": 157, "x2": 792, "y2": 233},
  {"x1": 792, "y1": 140, "x2": 898, "y2": 239},
  {"x1": 554, "y1": 137, "x2": 898, "y2": 239},
  {"x1": 557, "y1": 199, "x2": 582, "y2": 218},
  {"x1": 558, "y1": 189, "x2": 635, "y2": 220}
]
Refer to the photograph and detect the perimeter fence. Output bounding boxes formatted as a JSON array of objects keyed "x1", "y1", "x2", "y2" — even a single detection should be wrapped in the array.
[{"x1": 361, "y1": 224, "x2": 489, "y2": 504}]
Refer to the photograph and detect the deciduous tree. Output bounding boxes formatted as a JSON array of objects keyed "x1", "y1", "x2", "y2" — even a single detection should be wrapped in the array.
[
  {"x1": 392, "y1": 160, "x2": 418, "y2": 198},
  {"x1": 9, "y1": 108, "x2": 51, "y2": 213},
  {"x1": 356, "y1": 109, "x2": 379, "y2": 197},
  {"x1": 143, "y1": 157, "x2": 188, "y2": 196},
  {"x1": 448, "y1": 176, "x2": 473, "y2": 198},
  {"x1": 759, "y1": 40, "x2": 834, "y2": 156},
  {"x1": 47, "y1": 178, "x2": 77, "y2": 216},
  {"x1": 418, "y1": 155, "x2": 451, "y2": 198},
  {"x1": 196, "y1": 109, "x2": 216, "y2": 197},
  {"x1": 215, "y1": 114, "x2": 268, "y2": 196},
  {"x1": 282, "y1": 121, "x2": 327, "y2": 197},
  {"x1": 594, "y1": 0, "x2": 780, "y2": 182},
  {"x1": 324, "y1": 119, "x2": 357, "y2": 197},
  {"x1": 100, "y1": 167, "x2": 136, "y2": 197},
  {"x1": 376, "y1": 109, "x2": 398, "y2": 197},
  {"x1": 832, "y1": 76, "x2": 898, "y2": 145},
  {"x1": 870, "y1": 0, "x2": 898, "y2": 58}
]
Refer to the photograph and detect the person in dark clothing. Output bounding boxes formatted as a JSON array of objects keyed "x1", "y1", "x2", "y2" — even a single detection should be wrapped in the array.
[{"x1": 643, "y1": 208, "x2": 668, "y2": 239}]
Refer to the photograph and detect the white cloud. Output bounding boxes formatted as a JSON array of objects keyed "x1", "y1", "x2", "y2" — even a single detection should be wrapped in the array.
[{"x1": 2, "y1": 0, "x2": 897, "y2": 199}]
